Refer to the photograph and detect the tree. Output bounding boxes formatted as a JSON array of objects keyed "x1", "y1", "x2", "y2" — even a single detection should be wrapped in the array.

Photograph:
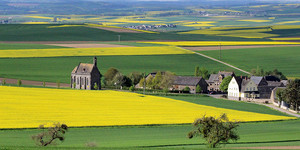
[
  {"x1": 152, "y1": 71, "x2": 163, "y2": 89},
  {"x1": 282, "y1": 79, "x2": 300, "y2": 111},
  {"x1": 196, "y1": 85, "x2": 202, "y2": 93},
  {"x1": 2, "y1": 79, "x2": 6, "y2": 85},
  {"x1": 32, "y1": 123, "x2": 68, "y2": 146},
  {"x1": 160, "y1": 71, "x2": 175, "y2": 89},
  {"x1": 276, "y1": 88, "x2": 285, "y2": 102},
  {"x1": 146, "y1": 75, "x2": 154, "y2": 89},
  {"x1": 195, "y1": 66, "x2": 200, "y2": 76},
  {"x1": 188, "y1": 114, "x2": 239, "y2": 148},
  {"x1": 128, "y1": 72, "x2": 143, "y2": 86},
  {"x1": 43, "y1": 81, "x2": 46, "y2": 87},
  {"x1": 219, "y1": 76, "x2": 233, "y2": 92},
  {"x1": 139, "y1": 78, "x2": 146, "y2": 88},
  {"x1": 112, "y1": 72, "x2": 125, "y2": 88},
  {"x1": 199, "y1": 67, "x2": 210, "y2": 79},
  {"x1": 17, "y1": 79, "x2": 22, "y2": 87},
  {"x1": 104, "y1": 68, "x2": 120, "y2": 85}
]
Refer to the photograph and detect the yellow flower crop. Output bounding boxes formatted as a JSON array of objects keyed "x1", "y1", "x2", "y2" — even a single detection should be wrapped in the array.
[
  {"x1": 139, "y1": 41, "x2": 300, "y2": 47},
  {"x1": 270, "y1": 37, "x2": 300, "y2": 41},
  {"x1": 25, "y1": 15, "x2": 53, "y2": 20},
  {"x1": 0, "y1": 86, "x2": 294, "y2": 129},
  {"x1": 0, "y1": 46, "x2": 194, "y2": 58},
  {"x1": 276, "y1": 21, "x2": 300, "y2": 25},
  {"x1": 238, "y1": 19, "x2": 271, "y2": 23},
  {"x1": 22, "y1": 22, "x2": 50, "y2": 24}
]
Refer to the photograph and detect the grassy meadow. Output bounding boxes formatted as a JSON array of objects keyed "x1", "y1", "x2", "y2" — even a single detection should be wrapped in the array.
[
  {"x1": 198, "y1": 46, "x2": 300, "y2": 78},
  {"x1": 0, "y1": 54, "x2": 242, "y2": 83}
]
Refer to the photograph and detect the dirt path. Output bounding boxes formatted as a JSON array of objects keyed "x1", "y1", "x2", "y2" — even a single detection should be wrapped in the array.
[
  {"x1": 0, "y1": 78, "x2": 69, "y2": 88},
  {"x1": 183, "y1": 45, "x2": 300, "y2": 51},
  {"x1": 194, "y1": 52, "x2": 251, "y2": 74},
  {"x1": 262, "y1": 104, "x2": 300, "y2": 118}
]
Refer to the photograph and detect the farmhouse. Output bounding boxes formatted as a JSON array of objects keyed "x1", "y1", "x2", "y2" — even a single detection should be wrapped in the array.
[
  {"x1": 71, "y1": 57, "x2": 101, "y2": 90},
  {"x1": 172, "y1": 76, "x2": 208, "y2": 94},
  {"x1": 207, "y1": 71, "x2": 235, "y2": 93},
  {"x1": 228, "y1": 76, "x2": 284, "y2": 100}
]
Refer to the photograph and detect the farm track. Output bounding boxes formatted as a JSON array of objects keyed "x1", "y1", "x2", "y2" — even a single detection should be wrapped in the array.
[
  {"x1": 183, "y1": 45, "x2": 300, "y2": 51},
  {"x1": 194, "y1": 52, "x2": 251, "y2": 74},
  {"x1": 0, "y1": 78, "x2": 69, "y2": 88}
]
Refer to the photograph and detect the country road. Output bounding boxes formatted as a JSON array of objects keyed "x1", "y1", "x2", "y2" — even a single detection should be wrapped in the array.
[
  {"x1": 0, "y1": 78, "x2": 69, "y2": 88},
  {"x1": 194, "y1": 52, "x2": 251, "y2": 75}
]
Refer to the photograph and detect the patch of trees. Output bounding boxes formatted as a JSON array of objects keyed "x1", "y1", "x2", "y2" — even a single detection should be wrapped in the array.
[
  {"x1": 251, "y1": 67, "x2": 287, "y2": 80},
  {"x1": 195, "y1": 66, "x2": 210, "y2": 79},
  {"x1": 276, "y1": 79, "x2": 300, "y2": 111},
  {"x1": 188, "y1": 113, "x2": 239, "y2": 148},
  {"x1": 138, "y1": 71, "x2": 175, "y2": 91},
  {"x1": 103, "y1": 67, "x2": 143, "y2": 89}
]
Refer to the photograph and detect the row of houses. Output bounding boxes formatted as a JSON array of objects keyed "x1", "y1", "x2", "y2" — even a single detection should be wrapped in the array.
[
  {"x1": 70, "y1": 58, "x2": 285, "y2": 100},
  {"x1": 228, "y1": 76, "x2": 285, "y2": 100}
]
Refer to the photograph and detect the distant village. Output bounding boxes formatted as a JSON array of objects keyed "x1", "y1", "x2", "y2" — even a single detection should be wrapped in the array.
[{"x1": 123, "y1": 24, "x2": 177, "y2": 30}]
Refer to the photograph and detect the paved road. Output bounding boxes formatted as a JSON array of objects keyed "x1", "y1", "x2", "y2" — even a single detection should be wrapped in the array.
[
  {"x1": 262, "y1": 104, "x2": 300, "y2": 118},
  {"x1": 194, "y1": 52, "x2": 251, "y2": 75},
  {"x1": 0, "y1": 78, "x2": 69, "y2": 88}
]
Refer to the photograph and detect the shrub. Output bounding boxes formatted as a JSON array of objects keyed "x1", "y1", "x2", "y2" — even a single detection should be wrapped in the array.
[
  {"x1": 129, "y1": 85, "x2": 135, "y2": 92},
  {"x1": 17, "y1": 79, "x2": 22, "y2": 87},
  {"x1": 183, "y1": 86, "x2": 190, "y2": 93}
]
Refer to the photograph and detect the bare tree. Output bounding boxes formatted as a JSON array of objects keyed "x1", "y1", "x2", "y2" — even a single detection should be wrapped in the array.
[{"x1": 32, "y1": 123, "x2": 68, "y2": 146}]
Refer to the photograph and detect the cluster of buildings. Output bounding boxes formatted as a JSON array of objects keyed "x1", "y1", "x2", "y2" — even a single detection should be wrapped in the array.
[
  {"x1": 70, "y1": 57, "x2": 285, "y2": 101},
  {"x1": 123, "y1": 24, "x2": 177, "y2": 30},
  {"x1": 228, "y1": 75, "x2": 285, "y2": 101}
]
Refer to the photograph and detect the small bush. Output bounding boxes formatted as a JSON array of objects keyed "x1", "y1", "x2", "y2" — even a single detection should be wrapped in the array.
[
  {"x1": 85, "y1": 141, "x2": 98, "y2": 147},
  {"x1": 129, "y1": 85, "x2": 135, "y2": 92},
  {"x1": 2, "y1": 79, "x2": 6, "y2": 85},
  {"x1": 57, "y1": 81, "x2": 60, "y2": 88},
  {"x1": 17, "y1": 79, "x2": 22, "y2": 86}
]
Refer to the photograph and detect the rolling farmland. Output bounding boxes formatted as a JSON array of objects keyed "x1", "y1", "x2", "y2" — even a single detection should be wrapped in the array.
[
  {"x1": 0, "y1": 86, "x2": 294, "y2": 129},
  {"x1": 198, "y1": 46, "x2": 300, "y2": 78}
]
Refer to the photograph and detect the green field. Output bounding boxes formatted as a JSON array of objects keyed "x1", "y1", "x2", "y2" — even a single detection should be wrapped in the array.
[
  {"x1": 166, "y1": 95, "x2": 289, "y2": 117},
  {"x1": 0, "y1": 24, "x2": 266, "y2": 41},
  {"x1": 0, "y1": 54, "x2": 244, "y2": 83},
  {"x1": 198, "y1": 46, "x2": 300, "y2": 78},
  {"x1": 0, "y1": 119, "x2": 299, "y2": 149}
]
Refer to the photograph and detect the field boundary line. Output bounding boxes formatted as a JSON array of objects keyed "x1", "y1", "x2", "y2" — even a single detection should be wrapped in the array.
[{"x1": 194, "y1": 52, "x2": 251, "y2": 74}]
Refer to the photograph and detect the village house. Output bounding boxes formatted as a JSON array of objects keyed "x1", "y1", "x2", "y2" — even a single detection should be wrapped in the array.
[
  {"x1": 171, "y1": 76, "x2": 208, "y2": 94},
  {"x1": 228, "y1": 76, "x2": 284, "y2": 100},
  {"x1": 71, "y1": 57, "x2": 101, "y2": 90},
  {"x1": 207, "y1": 71, "x2": 235, "y2": 93}
]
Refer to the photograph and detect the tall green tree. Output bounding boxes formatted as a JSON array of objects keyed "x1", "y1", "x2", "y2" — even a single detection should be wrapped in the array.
[
  {"x1": 128, "y1": 72, "x2": 143, "y2": 86},
  {"x1": 195, "y1": 66, "x2": 200, "y2": 76},
  {"x1": 160, "y1": 71, "x2": 175, "y2": 90},
  {"x1": 104, "y1": 68, "x2": 120, "y2": 85},
  {"x1": 199, "y1": 67, "x2": 210, "y2": 79},
  {"x1": 219, "y1": 76, "x2": 233, "y2": 92},
  {"x1": 152, "y1": 71, "x2": 163, "y2": 89},
  {"x1": 282, "y1": 79, "x2": 300, "y2": 111},
  {"x1": 188, "y1": 114, "x2": 239, "y2": 148}
]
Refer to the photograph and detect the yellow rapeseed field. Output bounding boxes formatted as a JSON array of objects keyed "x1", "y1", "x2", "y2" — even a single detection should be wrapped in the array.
[
  {"x1": 0, "y1": 46, "x2": 194, "y2": 58},
  {"x1": 238, "y1": 19, "x2": 271, "y2": 23},
  {"x1": 139, "y1": 41, "x2": 300, "y2": 47},
  {"x1": 0, "y1": 86, "x2": 294, "y2": 129},
  {"x1": 24, "y1": 15, "x2": 53, "y2": 20},
  {"x1": 270, "y1": 37, "x2": 300, "y2": 41}
]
